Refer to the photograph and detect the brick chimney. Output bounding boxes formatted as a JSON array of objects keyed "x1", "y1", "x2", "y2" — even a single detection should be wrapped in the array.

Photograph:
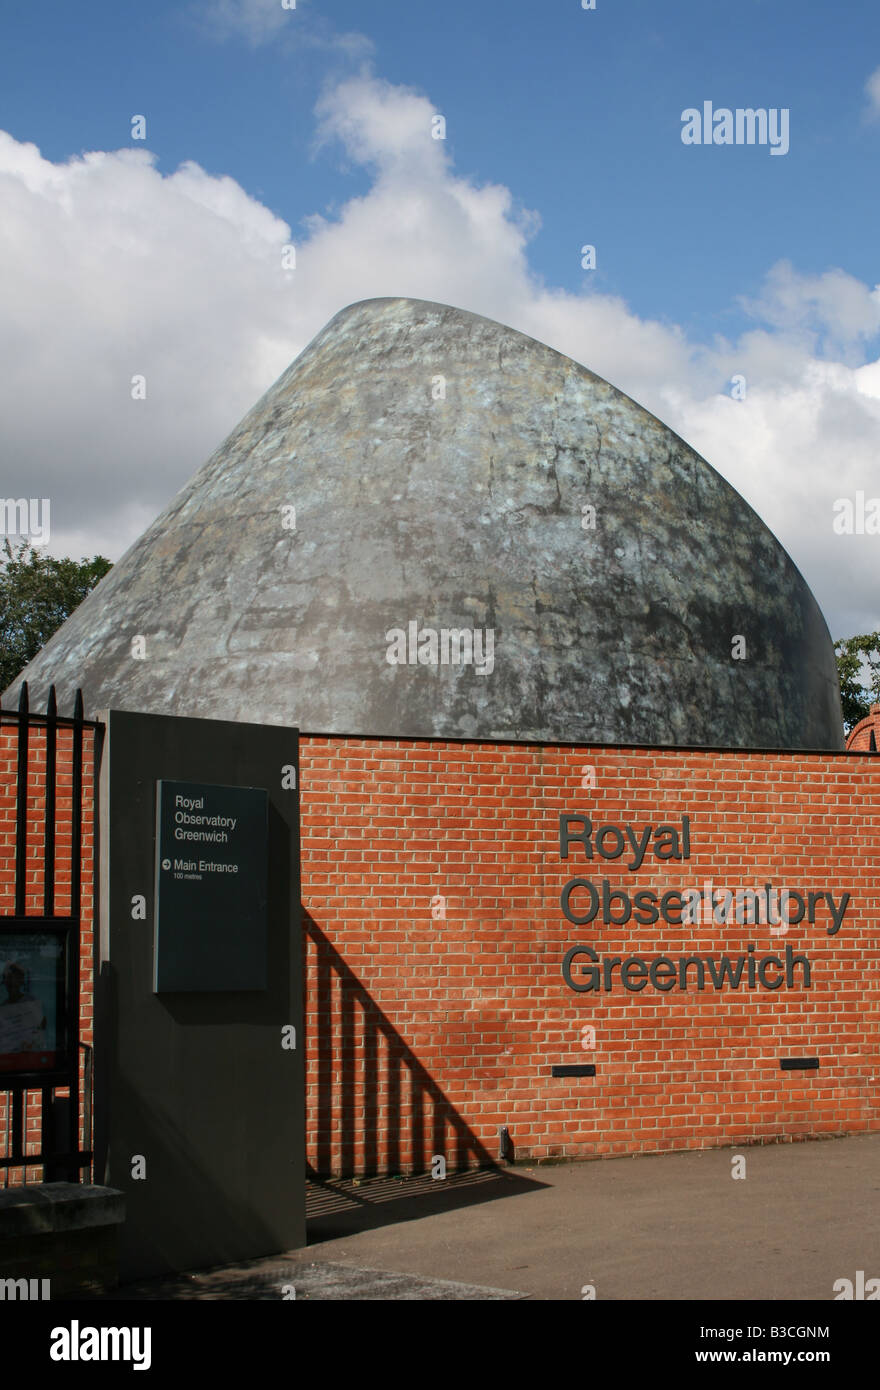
[{"x1": 846, "y1": 703, "x2": 880, "y2": 751}]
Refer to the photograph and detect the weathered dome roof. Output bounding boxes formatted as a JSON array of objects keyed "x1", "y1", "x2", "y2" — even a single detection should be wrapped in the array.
[{"x1": 6, "y1": 297, "x2": 843, "y2": 748}]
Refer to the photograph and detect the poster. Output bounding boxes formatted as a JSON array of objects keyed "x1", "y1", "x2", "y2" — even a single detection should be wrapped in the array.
[{"x1": 0, "y1": 932, "x2": 64, "y2": 1073}]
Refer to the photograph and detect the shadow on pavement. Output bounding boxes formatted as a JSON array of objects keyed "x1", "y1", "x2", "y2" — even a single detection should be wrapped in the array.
[
  {"x1": 82, "y1": 1167, "x2": 548, "y2": 1299},
  {"x1": 306, "y1": 1165, "x2": 550, "y2": 1242}
]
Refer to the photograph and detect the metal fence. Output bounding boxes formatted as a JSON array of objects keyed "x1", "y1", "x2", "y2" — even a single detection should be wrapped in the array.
[{"x1": 0, "y1": 683, "x2": 102, "y2": 1183}]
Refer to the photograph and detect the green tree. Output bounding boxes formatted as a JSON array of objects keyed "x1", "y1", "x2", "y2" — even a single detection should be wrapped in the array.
[
  {"x1": 834, "y1": 632, "x2": 880, "y2": 732},
  {"x1": 0, "y1": 539, "x2": 112, "y2": 694}
]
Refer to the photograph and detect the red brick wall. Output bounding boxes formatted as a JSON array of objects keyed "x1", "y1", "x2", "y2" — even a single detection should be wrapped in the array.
[
  {"x1": 846, "y1": 705, "x2": 880, "y2": 751},
  {"x1": 3, "y1": 726, "x2": 878, "y2": 1184},
  {"x1": 299, "y1": 737, "x2": 880, "y2": 1175},
  {"x1": 0, "y1": 723, "x2": 96, "y2": 1185}
]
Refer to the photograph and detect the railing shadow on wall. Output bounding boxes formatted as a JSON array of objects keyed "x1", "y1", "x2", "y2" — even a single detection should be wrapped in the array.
[{"x1": 303, "y1": 913, "x2": 549, "y2": 1233}]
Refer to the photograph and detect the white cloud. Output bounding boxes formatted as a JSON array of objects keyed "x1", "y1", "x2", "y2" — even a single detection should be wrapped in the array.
[
  {"x1": 738, "y1": 260, "x2": 880, "y2": 361},
  {"x1": 0, "y1": 71, "x2": 878, "y2": 645},
  {"x1": 865, "y1": 64, "x2": 880, "y2": 120},
  {"x1": 195, "y1": 0, "x2": 296, "y2": 46},
  {"x1": 0, "y1": 132, "x2": 305, "y2": 565},
  {"x1": 313, "y1": 74, "x2": 452, "y2": 172},
  {"x1": 193, "y1": 0, "x2": 373, "y2": 60}
]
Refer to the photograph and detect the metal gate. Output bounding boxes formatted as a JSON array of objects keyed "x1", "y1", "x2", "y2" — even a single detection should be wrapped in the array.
[{"x1": 0, "y1": 683, "x2": 101, "y2": 1185}]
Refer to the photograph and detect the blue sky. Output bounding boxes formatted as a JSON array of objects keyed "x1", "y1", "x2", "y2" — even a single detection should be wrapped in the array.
[
  {"x1": 4, "y1": 0, "x2": 879, "y2": 340},
  {"x1": 0, "y1": 0, "x2": 879, "y2": 637}
]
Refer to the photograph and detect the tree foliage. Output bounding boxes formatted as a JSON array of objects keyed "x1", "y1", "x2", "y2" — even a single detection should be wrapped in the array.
[
  {"x1": 834, "y1": 632, "x2": 880, "y2": 732},
  {"x1": 0, "y1": 539, "x2": 112, "y2": 694}
]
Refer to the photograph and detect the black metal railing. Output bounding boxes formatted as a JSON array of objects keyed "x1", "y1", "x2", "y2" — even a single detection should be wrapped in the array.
[{"x1": 0, "y1": 683, "x2": 102, "y2": 1184}]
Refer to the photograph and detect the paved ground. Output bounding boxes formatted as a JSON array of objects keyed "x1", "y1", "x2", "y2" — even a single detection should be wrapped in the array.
[
  {"x1": 100, "y1": 1255, "x2": 524, "y2": 1301},
  {"x1": 103, "y1": 1133, "x2": 880, "y2": 1301}
]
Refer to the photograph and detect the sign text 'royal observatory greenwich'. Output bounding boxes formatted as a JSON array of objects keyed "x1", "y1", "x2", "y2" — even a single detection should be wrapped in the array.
[
  {"x1": 559, "y1": 815, "x2": 851, "y2": 994},
  {"x1": 154, "y1": 779, "x2": 269, "y2": 993}
]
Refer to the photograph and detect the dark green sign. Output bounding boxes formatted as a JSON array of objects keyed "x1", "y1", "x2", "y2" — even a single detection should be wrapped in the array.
[{"x1": 154, "y1": 780, "x2": 269, "y2": 992}]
